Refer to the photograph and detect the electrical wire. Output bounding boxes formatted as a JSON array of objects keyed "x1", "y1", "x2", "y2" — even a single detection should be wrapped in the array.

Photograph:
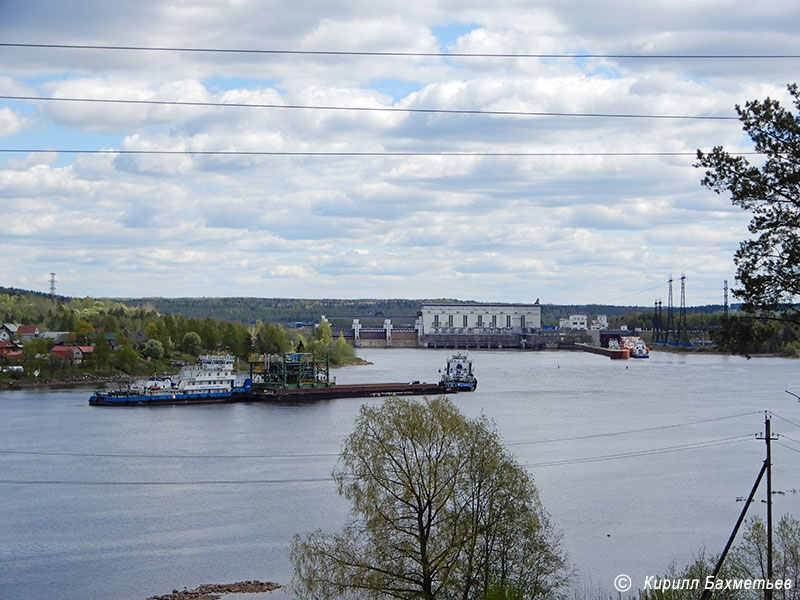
[
  {"x1": 599, "y1": 279, "x2": 673, "y2": 304},
  {"x1": 777, "y1": 434, "x2": 800, "y2": 447},
  {"x1": 0, "y1": 448, "x2": 339, "y2": 459},
  {"x1": 524, "y1": 434, "x2": 755, "y2": 469},
  {"x1": 506, "y1": 410, "x2": 762, "y2": 446},
  {"x1": 771, "y1": 412, "x2": 800, "y2": 430},
  {"x1": 0, "y1": 149, "x2": 757, "y2": 158},
  {"x1": 0, "y1": 95, "x2": 738, "y2": 121},
  {"x1": 2, "y1": 43, "x2": 799, "y2": 60},
  {"x1": 775, "y1": 441, "x2": 800, "y2": 455},
  {"x1": 0, "y1": 410, "x2": 763, "y2": 460},
  {"x1": 0, "y1": 435, "x2": 756, "y2": 484},
  {"x1": 0, "y1": 477, "x2": 334, "y2": 486}
]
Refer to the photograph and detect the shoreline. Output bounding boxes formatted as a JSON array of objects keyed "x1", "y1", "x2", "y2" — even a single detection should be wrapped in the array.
[
  {"x1": 147, "y1": 580, "x2": 281, "y2": 600},
  {"x1": 0, "y1": 360, "x2": 375, "y2": 391},
  {"x1": 0, "y1": 372, "x2": 132, "y2": 391}
]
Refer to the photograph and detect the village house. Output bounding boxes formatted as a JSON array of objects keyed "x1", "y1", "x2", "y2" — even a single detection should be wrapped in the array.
[
  {"x1": 16, "y1": 325, "x2": 39, "y2": 342},
  {"x1": 49, "y1": 345, "x2": 94, "y2": 365},
  {"x1": 0, "y1": 324, "x2": 20, "y2": 341},
  {"x1": 0, "y1": 339, "x2": 23, "y2": 359}
]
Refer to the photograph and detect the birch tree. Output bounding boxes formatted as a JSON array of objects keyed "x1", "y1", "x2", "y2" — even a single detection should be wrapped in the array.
[{"x1": 291, "y1": 396, "x2": 568, "y2": 600}]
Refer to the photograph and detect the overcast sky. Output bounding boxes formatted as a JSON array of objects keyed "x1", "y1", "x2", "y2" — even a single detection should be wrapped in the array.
[{"x1": 1, "y1": 1, "x2": 798, "y2": 305}]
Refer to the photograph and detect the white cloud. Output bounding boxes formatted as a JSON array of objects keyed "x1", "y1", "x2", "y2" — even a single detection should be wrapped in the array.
[
  {"x1": 0, "y1": 106, "x2": 32, "y2": 138},
  {"x1": 0, "y1": 0, "x2": 795, "y2": 302}
]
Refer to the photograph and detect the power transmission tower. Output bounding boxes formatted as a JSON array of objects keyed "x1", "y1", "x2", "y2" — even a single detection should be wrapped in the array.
[
  {"x1": 677, "y1": 272, "x2": 688, "y2": 345},
  {"x1": 652, "y1": 299, "x2": 663, "y2": 344},
  {"x1": 724, "y1": 280, "x2": 729, "y2": 319},
  {"x1": 665, "y1": 276, "x2": 676, "y2": 344}
]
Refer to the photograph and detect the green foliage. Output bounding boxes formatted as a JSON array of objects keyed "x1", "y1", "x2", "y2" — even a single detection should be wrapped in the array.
[
  {"x1": 93, "y1": 332, "x2": 112, "y2": 372},
  {"x1": 181, "y1": 331, "x2": 203, "y2": 356},
  {"x1": 481, "y1": 582, "x2": 525, "y2": 600},
  {"x1": 256, "y1": 322, "x2": 293, "y2": 354},
  {"x1": 639, "y1": 515, "x2": 800, "y2": 600},
  {"x1": 696, "y1": 84, "x2": 800, "y2": 353},
  {"x1": 727, "y1": 515, "x2": 800, "y2": 599},
  {"x1": 329, "y1": 332, "x2": 356, "y2": 365},
  {"x1": 142, "y1": 339, "x2": 165, "y2": 360},
  {"x1": 291, "y1": 396, "x2": 569, "y2": 600},
  {"x1": 73, "y1": 319, "x2": 94, "y2": 344},
  {"x1": 315, "y1": 319, "x2": 333, "y2": 343},
  {"x1": 113, "y1": 342, "x2": 140, "y2": 374},
  {"x1": 637, "y1": 553, "x2": 737, "y2": 600}
]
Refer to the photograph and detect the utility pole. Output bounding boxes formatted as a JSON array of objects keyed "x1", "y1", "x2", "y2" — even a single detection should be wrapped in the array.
[
  {"x1": 756, "y1": 411, "x2": 778, "y2": 600},
  {"x1": 701, "y1": 412, "x2": 778, "y2": 600}
]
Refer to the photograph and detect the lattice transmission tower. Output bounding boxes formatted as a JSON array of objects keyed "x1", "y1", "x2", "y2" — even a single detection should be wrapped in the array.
[
  {"x1": 665, "y1": 276, "x2": 676, "y2": 344},
  {"x1": 677, "y1": 272, "x2": 689, "y2": 345},
  {"x1": 652, "y1": 299, "x2": 663, "y2": 344},
  {"x1": 723, "y1": 280, "x2": 729, "y2": 319}
]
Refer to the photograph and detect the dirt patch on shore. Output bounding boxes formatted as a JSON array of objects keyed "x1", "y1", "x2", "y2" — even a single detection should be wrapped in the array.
[{"x1": 147, "y1": 580, "x2": 280, "y2": 600}]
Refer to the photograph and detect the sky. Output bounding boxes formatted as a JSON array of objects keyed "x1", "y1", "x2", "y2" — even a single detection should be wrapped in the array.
[{"x1": 1, "y1": 1, "x2": 798, "y2": 305}]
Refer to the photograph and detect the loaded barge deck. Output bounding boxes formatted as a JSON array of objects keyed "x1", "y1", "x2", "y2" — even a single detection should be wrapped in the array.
[
  {"x1": 90, "y1": 381, "x2": 451, "y2": 406},
  {"x1": 576, "y1": 343, "x2": 630, "y2": 360},
  {"x1": 252, "y1": 381, "x2": 452, "y2": 401}
]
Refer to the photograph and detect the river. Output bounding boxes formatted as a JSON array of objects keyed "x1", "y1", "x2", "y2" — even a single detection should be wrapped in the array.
[{"x1": 1, "y1": 348, "x2": 798, "y2": 599}]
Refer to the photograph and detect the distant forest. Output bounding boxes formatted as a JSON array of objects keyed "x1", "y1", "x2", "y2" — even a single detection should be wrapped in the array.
[{"x1": 113, "y1": 295, "x2": 731, "y2": 327}]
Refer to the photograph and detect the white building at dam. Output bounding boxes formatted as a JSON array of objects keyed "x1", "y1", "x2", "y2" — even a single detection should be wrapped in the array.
[{"x1": 419, "y1": 302, "x2": 545, "y2": 349}]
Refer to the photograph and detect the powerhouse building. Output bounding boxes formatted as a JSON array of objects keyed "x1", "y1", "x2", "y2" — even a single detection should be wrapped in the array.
[{"x1": 419, "y1": 303, "x2": 544, "y2": 349}]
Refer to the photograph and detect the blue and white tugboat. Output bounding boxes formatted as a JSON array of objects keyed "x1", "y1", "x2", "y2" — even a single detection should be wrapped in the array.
[
  {"x1": 89, "y1": 354, "x2": 251, "y2": 406},
  {"x1": 440, "y1": 352, "x2": 477, "y2": 391}
]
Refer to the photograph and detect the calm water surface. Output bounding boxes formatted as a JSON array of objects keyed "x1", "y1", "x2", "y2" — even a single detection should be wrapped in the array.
[{"x1": 1, "y1": 349, "x2": 798, "y2": 599}]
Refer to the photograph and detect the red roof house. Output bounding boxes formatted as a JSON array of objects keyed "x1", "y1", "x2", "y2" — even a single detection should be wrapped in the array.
[{"x1": 50, "y1": 345, "x2": 93, "y2": 364}]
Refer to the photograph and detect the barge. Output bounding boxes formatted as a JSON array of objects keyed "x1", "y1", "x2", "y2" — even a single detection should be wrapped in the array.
[
  {"x1": 90, "y1": 352, "x2": 455, "y2": 406},
  {"x1": 577, "y1": 343, "x2": 630, "y2": 360}
]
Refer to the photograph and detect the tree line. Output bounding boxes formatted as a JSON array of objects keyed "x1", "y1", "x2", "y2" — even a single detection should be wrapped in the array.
[{"x1": 0, "y1": 293, "x2": 358, "y2": 381}]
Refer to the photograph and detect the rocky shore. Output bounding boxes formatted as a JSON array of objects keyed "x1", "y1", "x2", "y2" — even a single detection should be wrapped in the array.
[
  {"x1": 0, "y1": 372, "x2": 131, "y2": 391},
  {"x1": 147, "y1": 580, "x2": 281, "y2": 600}
]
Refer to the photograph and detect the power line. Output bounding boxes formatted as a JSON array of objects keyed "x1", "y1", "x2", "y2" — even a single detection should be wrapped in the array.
[
  {"x1": 507, "y1": 410, "x2": 762, "y2": 446},
  {"x1": 775, "y1": 441, "x2": 800, "y2": 455},
  {"x1": 777, "y1": 434, "x2": 800, "y2": 447},
  {"x1": 0, "y1": 148, "x2": 758, "y2": 158},
  {"x1": 0, "y1": 448, "x2": 339, "y2": 459},
  {"x1": 0, "y1": 435, "x2": 757, "y2": 484},
  {"x1": 0, "y1": 410, "x2": 762, "y2": 460},
  {"x1": 0, "y1": 95, "x2": 738, "y2": 121},
  {"x1": 2, "y1": 43, "x2": 799, "y2": 60},
  {"x1": 771, "y1": 412, "x2": 800, "y2": 430},
  {"x1": 602, "y1": 278, "x2": 672, "y2": 304},
  {"x1": 525, "y1": 434, "x2": 754, "y2": 469},
  {"x1": 0, "y1": 477, "x2": 334, "y2": 486}
]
